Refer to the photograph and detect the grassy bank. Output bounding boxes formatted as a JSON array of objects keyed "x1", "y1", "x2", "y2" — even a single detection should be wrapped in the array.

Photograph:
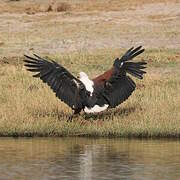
[{"x1": 0, "y1": 49, "x2": 180, "y2": 138}]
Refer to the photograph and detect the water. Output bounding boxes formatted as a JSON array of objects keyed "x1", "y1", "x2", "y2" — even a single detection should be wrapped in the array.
[{"x1": 0, "y1": 138, "x2": 179, "y2": 180}]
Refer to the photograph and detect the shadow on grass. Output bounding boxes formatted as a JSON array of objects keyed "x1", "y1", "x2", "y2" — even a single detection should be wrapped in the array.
[
  {"x1": 31, "y1": 104, "x2": 138, "y2": 122},
  {"x1": 31, "y1": 107, "x2": 71, "y2": 120},
  {"x1": 83, "y1": 106, "x2": 137, "y2": 121}
]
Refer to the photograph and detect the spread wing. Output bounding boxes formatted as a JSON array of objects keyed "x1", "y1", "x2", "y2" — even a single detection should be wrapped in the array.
[
  {"x1": 93, "y1": 46, "x2": 147, "y2": 108},
  {"x1": 24, "y1": 54, "x2": 86, "y2": 110}
]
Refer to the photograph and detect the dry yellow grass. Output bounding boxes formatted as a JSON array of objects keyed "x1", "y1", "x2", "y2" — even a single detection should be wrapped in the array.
[
  {"x1": 0, "y1": 0, "x2": 179, "y2": 137},
  {"x1": 0, "y1": 49, "x2": 180, "y2": 137},
  {"x1": 0, "y1": 0, "x2": 180, "y2": 58},
  {"x1": 2, "y1": 0, "x2": 179, "y2": 14}
]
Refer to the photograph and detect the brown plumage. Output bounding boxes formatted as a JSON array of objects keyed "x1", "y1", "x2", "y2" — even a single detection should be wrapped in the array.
[{"x1": 92, "y1": 68, "x2": 114, "y2": 86}]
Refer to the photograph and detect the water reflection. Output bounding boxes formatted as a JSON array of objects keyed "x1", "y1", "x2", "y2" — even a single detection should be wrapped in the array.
[{"x1": 0, "y1": 138, "x2": 179, "y2": 180}]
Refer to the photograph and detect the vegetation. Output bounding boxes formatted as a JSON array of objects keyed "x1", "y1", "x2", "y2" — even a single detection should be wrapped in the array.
[
  {"x1": 0, "y1": 0, "x2": 179, "y2": 137},
  {"x1": 0, "y1": 49, "x2": 180, "y2": 137}
]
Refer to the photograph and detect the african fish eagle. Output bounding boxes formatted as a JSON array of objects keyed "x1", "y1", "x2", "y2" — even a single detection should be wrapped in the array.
[{"x1": 24, "y1": 46, "x2": 147, "y2": 115}]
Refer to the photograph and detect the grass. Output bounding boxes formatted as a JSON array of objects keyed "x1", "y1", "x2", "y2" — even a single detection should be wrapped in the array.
[
  {"x1": 0, "y1": 49, "x2": 180, "y2": 138},
  {"x1": 0, "y1": 0, "x2": 179, "y2": 137},
  {"x1": 1, "y1": 0, "x2": 178, "y2": 14}
]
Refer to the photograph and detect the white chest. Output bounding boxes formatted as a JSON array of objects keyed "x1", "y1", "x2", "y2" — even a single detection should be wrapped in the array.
[{"x1": 79, "y1": 72, "x2": 109, "y2": 113}]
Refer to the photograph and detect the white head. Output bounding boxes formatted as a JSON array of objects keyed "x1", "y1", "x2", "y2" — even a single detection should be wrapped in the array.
[
  {"x1": 79, "y1": 72, "x2": 88, "y2": 79},
  {"x1": 78, "y1": 71, "x2": 94, "y2": 96}
]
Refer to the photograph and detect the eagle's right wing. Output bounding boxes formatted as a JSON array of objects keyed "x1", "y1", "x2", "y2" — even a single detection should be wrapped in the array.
[
  {"x1": 94, "y1": 46, "x2": 147, "y2": 108},
  {"x1": 24, "y1": 54, "x2": 87, "y2": 110}
]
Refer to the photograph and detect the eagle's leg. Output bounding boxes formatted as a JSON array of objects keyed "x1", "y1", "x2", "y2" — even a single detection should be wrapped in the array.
[{"x1": 67, "y1": 109, "x2": 81, "y2": 122}]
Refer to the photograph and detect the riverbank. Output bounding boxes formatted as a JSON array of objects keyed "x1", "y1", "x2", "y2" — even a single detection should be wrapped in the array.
[
  {"x1": 0, "y1": 49, "x2": 180, "y2": 138},
  {"x1": 0, "y1": 0, "x2": 180, "y2": 137}
]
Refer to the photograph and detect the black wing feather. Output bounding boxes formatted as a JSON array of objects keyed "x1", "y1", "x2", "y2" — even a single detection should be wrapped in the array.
[
  {"x1": 103, "y1": 75, "x2": 136, "y2": 108},
  {"x1": 103, "y1": 46, "x2": 147, "y2": 108},
  {"x1": 24, "y1": 54, "x2": 85, "y2": 110}
]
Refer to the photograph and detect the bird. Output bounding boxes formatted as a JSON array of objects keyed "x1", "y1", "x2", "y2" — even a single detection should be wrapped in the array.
[{"x1": 24, "y1": 46, "x2": 147, "y2": 117}]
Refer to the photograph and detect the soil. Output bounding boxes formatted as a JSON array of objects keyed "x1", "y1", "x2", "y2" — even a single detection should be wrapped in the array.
[{"x1": 0, "y1": 0, "x2": 179, "y2": 57}]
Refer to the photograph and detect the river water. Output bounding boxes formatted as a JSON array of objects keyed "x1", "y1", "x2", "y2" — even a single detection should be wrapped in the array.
[{"x1": 0, "y1": 138, "x2": 179, "y2": 180}]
